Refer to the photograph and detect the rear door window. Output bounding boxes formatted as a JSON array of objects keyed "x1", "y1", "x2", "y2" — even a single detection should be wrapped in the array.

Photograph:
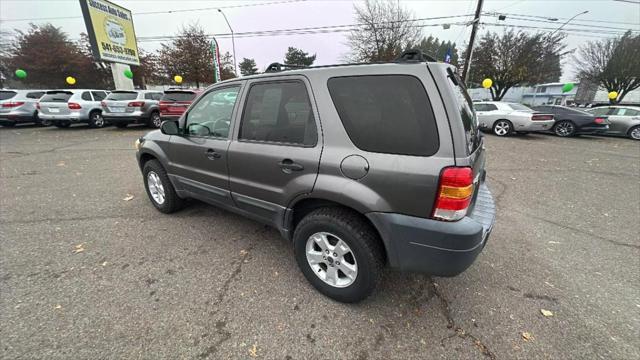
[
  {"x1": 162, "y1": 91, "x2": 197, "y2": 102},
  {"x1": 328, "y1": 75, "x2": 438, "y2": 156},
  {"x1": 26, "y1": 92, "x2": 44, "y2": 99},
  {"x1": 91, "y1": 91, "x2": 106, "y2": 101},
  {"x1": 107, "y1": 92, "x2": 137, "y2": 101},
  {"x1": 81, "y1": 92, "x2": 93, "y2": 101},
  {"x1": 0, "y1": 91, "x2": 17, "y2": 100},
  {"x1": 40, "y1": 92, "x2": 72, "y2": 102}
]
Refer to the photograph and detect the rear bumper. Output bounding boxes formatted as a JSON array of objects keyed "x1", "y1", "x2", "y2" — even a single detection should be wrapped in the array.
[
  {"x1": 366, "y1": 183, "x2": 495, "y2": 276},
  {"x1": 104, "y1": 114, "x2": 147, "y2": 124},
  {"x1": 518, "y1": 120, "x2": 554, "y2": 131},
  {"x1": 39, "y1": 112, "x2": 88, "y2": 122},
  {"x1": 0, "y1": 114, "x2": 36, "y2": 125}
]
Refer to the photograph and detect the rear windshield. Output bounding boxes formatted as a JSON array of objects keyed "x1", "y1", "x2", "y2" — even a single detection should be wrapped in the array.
[
  {"x1": 161, "y1": 91, "x2": 196, "y2": 102},
  {"x1": 327, "y1": 75, "x2": 439, "y2": 156},
  {"x1": 507, "y1": 103, "x2": 533, "y2": 112},
  {"x1": 40, "y1": 92, "x2": 72, "y2": 102},
  {"x1": 0, "y1": 91, "x2": 17, "y2": 100},
  {"x1": 446, "y1": 68, "x2": 480, "y2": 154},
  {"x1": 106, "y1": 92, "x2": 137, "y2": 101}
]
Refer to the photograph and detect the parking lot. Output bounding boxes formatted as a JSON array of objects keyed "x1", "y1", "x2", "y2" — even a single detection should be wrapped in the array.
[{"x1": 1, "y1": 124, "x2": 638, "y2": 359}]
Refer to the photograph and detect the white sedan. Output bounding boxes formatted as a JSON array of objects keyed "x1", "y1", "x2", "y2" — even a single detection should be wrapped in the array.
[{"x1": 474, "y1": 101, "x2": 555, "y2": 136}]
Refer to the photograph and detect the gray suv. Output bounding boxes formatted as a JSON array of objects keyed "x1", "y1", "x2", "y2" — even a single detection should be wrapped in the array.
[
  {"x1": 135, "y1": 51, "x2": 496, "y2": 302},
  {"x1": 38, "y1": 89, "x2": 108, "y2": 128},
  {"x1": 102, "y1": 90, "x2": 163, "y2": 128}
]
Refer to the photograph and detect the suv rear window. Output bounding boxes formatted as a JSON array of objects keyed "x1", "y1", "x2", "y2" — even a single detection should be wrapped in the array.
[
  {"x1": 107, "y1": 92, "x2": 137, "y2": 101},
  {"x1": 0, "y1": 91, "x2": 17, "y2": 100},
  {"x1": 162, "y1": 91, "x2": 197, "y2": 102},
  {"x1": 327, "y1": 75, "x2": 439, "y2": 156},
  {"x1": 40, "y1": 92, "x2": 72, "y2": 102}
]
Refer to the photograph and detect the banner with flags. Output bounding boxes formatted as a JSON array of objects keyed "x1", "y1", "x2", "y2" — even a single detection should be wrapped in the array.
[{"x1": 210, "y1": 38, "x2": 222, "y2": 83}]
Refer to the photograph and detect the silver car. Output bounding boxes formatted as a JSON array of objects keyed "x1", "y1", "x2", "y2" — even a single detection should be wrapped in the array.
[
  {"x1": 101, "y1": 90, "x2": 163, "y2": 128},
  {"x1": 38, "y1": 89, "x2": 108, "y2": 128},
  {"x1": 475, "y1": 101, "x2": 555, "y2": 136},
  {"x1": 586, "y1": 105, "x2": 640, "y2": 140},
  {"x1": 0, "y1": 89, "x2": 47, "y2": 127}
]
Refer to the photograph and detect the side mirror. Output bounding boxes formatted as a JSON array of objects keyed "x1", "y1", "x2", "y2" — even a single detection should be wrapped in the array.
[{"x1": 160, "y1": 120, "x2": 179, "y2": 135}]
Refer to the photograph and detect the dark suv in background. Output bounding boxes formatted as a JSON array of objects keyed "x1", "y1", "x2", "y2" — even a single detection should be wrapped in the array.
[{"x1": 134, "y1": 51, "x2": 496, "y2": 302}]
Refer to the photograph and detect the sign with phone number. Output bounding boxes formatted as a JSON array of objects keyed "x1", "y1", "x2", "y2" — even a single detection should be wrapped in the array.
[{"x1": 79, "y1": 0, "x2": 140, "y2": 66}]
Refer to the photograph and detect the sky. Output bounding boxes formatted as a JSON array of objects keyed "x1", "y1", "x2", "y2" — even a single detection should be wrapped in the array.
[{"x1": 1, "y1": 0, "x2": 639, "y2": 81}]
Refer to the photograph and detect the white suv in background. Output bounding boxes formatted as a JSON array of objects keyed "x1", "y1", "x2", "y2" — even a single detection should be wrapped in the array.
[
  {"x1": 474, "y1": 101, "x2": 555, "y2": 136},
  {"x1": 38, "y1": 89, "x2": 108, "y2": 128}
]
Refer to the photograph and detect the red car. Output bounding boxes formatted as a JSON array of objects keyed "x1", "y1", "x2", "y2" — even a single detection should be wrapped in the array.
[{"x1": 159, "y1": 89, "x2": 203, "y2": 121}]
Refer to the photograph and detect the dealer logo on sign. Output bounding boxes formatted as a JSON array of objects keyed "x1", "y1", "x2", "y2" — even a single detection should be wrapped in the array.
[{"x1": 104, "y1": 17, "x2": 126, "y2": 46}]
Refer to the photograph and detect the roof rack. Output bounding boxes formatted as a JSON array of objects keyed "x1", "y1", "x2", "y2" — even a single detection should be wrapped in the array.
[
  {"x1": 395, "y1": 49, "x2": 437, "y2": 62},
  {"x1": 265, "y1": 62, "x2": 307, "y2": 73}
]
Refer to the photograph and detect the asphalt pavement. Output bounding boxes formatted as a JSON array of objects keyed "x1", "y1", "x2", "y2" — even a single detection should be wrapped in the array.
[{"x1": 1, "y1": 124, "x2": 639, "y2": 359}]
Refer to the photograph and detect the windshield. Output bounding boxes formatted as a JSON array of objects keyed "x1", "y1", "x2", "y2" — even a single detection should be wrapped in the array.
[
  {"x1": 106, "y1": 92, "x2": 138, "y2": 101},
  {"x1": 161, "y1": 91, "x2": 197, "y2": 102},
  {"x1": 508, "y1": 103, "x2": 533, "y2": 112},
  {"x1": 40, "y1": 92, "x2": 72, "y2": 102}
]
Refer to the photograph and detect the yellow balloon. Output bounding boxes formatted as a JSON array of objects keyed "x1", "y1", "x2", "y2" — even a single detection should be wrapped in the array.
[
  {"x1": 608, "y1": 91, "x2": 618, "y2": 100},
  {"x1": 66, "y1": 76, "x2": 76, "y2": 85},
  {"x1": 482, "y1": 78, "x2": 493, "y2": 89},
  {"x1": 174, "y1": 75, "x2": 183, "y2": 84}
]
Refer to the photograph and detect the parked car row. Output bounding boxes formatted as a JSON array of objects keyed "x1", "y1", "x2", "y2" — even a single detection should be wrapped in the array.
[
  {"x1": 0, "y1": 88, "x2": 202, "y2": 129},
  {"x1": 474, "y1": 101, "x2": 640, "y2": 140}
]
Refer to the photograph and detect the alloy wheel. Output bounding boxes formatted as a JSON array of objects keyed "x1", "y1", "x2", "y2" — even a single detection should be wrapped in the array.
[
  {"x1": 494, "y1": 121, "x2": 510, "y2": 136},
  {"x1": 92, "y1": 113, "x2": 104, "y2": 127},
  {"x1": 147, "y1": 171, "x2": 165, "y2": 204},
  {"x1": 152, "y1": 113, "x2": 162, "y2": 128},
  {"x1": 555, "y1": 121, "x2": 575, "y2": 137},
  {"x1": 630, "y1": 127, "x2": 640, "y2": 140},
  {"x1": 305, "y1": 232, "x2": 358, "y2": 288}
]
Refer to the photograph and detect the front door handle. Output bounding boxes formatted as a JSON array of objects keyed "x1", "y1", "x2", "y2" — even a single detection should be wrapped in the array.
[
  {"x1": 278, "y1": 159, "x2": 304, "y2": 173},
  {"x1": 205, "y1": 148, "x2": 222, "y2": 160}
]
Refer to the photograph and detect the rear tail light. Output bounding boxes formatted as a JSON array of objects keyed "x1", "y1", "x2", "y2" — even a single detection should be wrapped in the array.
[
  {"x1": 432, "y1": 167, "x2": 475, "y2": 221},
  {"x1": 101, "y1": 101, "x2": 106, "y2": 107},
  {"x1": 68, "y1": 102, "x2": 81, "y2": 110},
  {"x1": 128, "y1": 101, "x2": 145, "y2": 107},
  {"x1": 594, "y1": 117, "x2": 605, "y2": 124},
  {"x1": 2, "y1": 101, "x2": 25, "y2": 108},
  {"x1": 531, "y1": 114, "x2": 553, "y2": 121},
  {"x1": 159, "y1": 101, "x2": 169, "y2": 111}
]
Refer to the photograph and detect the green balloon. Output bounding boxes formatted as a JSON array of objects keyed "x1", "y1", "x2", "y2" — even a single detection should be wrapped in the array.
[
  {"x1": 562, "y1": 83, "x2": 574, "y2": 93},
  {"x1": 124, "y1": 69, "x2": 133, "y2": 79},
  {"x1": 15, "y1": 69, "x2": 27, "y2": 79}
]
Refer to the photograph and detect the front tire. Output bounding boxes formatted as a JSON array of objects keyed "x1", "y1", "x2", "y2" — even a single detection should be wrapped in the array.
[
  {"x1": 142, "y1": 159, "x2": 184, "y2": 213},
  {"x1": 148, "y1": 111, "x2": 162, "y2": 128},
  {"x1": 88, "y1": 111, "x2": 105, "y2": 128},
  {"x1": 628, "y1": 125, "x2": 640, "y2": 140},
  {"x1": 293, "y1": 207, "x2": 384, "y2": 303},
  {"x1": 492, "y1": 120, "x2": 512, "y2": 136},
  {"x1": 553, "y1": 120, "x2": 576, "y2": 137}
]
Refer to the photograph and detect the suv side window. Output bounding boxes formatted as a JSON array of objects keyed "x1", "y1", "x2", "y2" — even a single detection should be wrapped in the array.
[
  {"x1": 144, "y1": 93, "x2": 155, "y2": 100},
  {"x1": 81, "y1": 92, "x2": 93, "y2": 101},
  {"x1": 239, "y1": 81, "x2": 317, "y2": 146},
  {"x1": 614, "y1": 108, "x2": 639, "y2": 116},
  {"x1": 91, "y1": 91, "x2": 106, "y2": 101},
  {"x1": 328, "y1": 75, "x2": 438, "y2": 156},
  {"x1": 485, "y1": 104, "x2": 498, "y2": 111},
  {"x1": 185, "y1": 86, "x2": 240, "y2": 138}
]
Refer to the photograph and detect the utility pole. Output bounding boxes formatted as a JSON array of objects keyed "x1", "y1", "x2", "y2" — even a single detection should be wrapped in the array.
[
  {"x1": 461, "y1": 0, "x2": 484, "y2": 83},
  {"x1": 218, "y1": 9, "x2": 238, "y2": 77}
]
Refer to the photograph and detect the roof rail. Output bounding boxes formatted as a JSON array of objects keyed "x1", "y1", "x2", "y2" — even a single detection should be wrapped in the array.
[
  {"x1": 395, "y1": 49, "x2": 437, "y2": 63},
  {"x1": 265, "y1": 62, "x2": 307, "y2": 73}
]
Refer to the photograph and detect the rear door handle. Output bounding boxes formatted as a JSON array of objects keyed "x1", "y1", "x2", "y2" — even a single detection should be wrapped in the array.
[
  {"x1": 205, "y1": 148, "x2": 222, "y2": 160},
  {"x1": 278, "y1": 159, "x2": 304, "y2": 172}
]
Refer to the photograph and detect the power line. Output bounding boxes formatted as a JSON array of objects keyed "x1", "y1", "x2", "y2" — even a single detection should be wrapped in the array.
[
  {"x1": 490, "y1": 14, "x2": 640, "y2": 32},
  {"x1": 486, "y1": 11, "x2": 640, "y2": 26},
  {"x1": 0, "y1": 0, "x2": 307, "y2": 23}
]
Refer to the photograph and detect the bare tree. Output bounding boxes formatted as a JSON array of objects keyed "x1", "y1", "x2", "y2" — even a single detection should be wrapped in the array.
[
  {"x1": 347, "y1": 0, "x2": 422, "y2": 62},
  {"x1": 574, "y1": 31, "x2": 640, "y2": 104},
  {"x1": 468, "y1": 30, "x2": 565, "y2": 101}
]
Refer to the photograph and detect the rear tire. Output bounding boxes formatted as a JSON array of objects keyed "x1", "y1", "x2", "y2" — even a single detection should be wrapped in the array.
[
  {"x1": 147, "y1": 111, "x2": 162, "y2": 128},
  {"x1": 492, "y1": 120, "x2": 512, "y2": 136},
  {"x1": 142, "y1": 159, "x2": 184, "y2": 214},
  {"x1": 628, "y1": 125, "x2": 640, "y2": 140},
  {"x1": 114, "y1": 122, "x2": 128, "y2": 128},
  {"x1": 54, "y1": 121, "x2": 71, "y2": 128},
  {"x1": 293, "y1": 207, "x2": 384, "y2": 303},
  {"x1": 553, "y1": 120, "x2": 576, "y2": 137},
  {"x1": 88, "y1": 111, "x2": 105, "y2": 128}
]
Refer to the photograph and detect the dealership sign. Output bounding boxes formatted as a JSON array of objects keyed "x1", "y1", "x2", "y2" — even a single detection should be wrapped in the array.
[{"x1": 79, "y1": 0, "x2": 140, "y2": 66}]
